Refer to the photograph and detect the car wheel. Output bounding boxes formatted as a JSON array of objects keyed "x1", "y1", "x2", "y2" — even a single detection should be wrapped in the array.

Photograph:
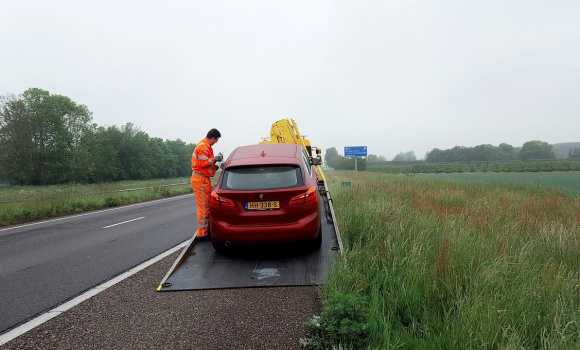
[{"x1": 309, "y1": 226, "x2": 322, "y2": 249}]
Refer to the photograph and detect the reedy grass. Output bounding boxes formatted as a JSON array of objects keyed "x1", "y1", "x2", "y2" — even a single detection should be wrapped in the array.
[{"x1": 322, "y1": 171, "x2": 580, "y2": 349}]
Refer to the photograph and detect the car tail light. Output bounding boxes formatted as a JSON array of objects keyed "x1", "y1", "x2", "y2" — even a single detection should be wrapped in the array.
[
  {"x1": 289, "y1": 186, "x2": 318, "y2": 206},
  {"x1": 211, "y1": 191, "x2": 235, "y2": 208}
]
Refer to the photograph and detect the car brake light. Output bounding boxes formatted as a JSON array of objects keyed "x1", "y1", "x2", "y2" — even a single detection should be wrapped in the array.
[
  {"x1": 210, "y1": 191, "x2": 235, "y2": 208},
  {"x1": 289, "y1": 186, "x2": 318, "y2": 206}
]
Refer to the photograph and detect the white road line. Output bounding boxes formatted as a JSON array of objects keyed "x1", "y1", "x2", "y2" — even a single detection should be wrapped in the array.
[
  {"x1": 0, "y1": 239, "x2": 189, "y2": 346},
  {"x1": 102, "y1": 217, "x2": 145, "y2": 229},
  {"x1": 0, "y1": 194, "x2": 192, "y2": 233}
]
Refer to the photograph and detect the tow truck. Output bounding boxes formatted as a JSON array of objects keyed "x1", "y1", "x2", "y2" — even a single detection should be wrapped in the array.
[{"x1": 157, "y1": 119, "x2": 342, "y2": 291}]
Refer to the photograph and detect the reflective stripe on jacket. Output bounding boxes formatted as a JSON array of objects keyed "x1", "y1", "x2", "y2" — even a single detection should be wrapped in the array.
[{"x1": 192, "y1": 138, "x2": 217, "y2": 177}]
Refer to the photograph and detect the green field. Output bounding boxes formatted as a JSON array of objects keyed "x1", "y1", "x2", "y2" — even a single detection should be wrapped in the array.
[
  {"x1": 302, "y1": 171, "x2": 580, "y2": 349},
  {"x1": 367, "y1": 160, "x2": 580, "y2": 175},
  {"x1": 415, "y1": 171, "x2": 580, "y2": 197}
]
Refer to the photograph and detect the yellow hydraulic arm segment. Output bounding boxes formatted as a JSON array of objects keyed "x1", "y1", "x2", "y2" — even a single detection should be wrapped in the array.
[{"x1": 260, "y1": 118, "x2": 326, "y2": 183}]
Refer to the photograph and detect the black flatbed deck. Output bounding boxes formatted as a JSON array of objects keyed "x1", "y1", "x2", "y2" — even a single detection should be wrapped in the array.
[{"x1": 158, "y1": 211, "x2": 339, "y2": 291}]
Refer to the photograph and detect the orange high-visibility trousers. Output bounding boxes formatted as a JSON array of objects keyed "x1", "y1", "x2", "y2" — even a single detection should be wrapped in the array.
[{"x1": 191, "y1": 174, "x2": 212, "y2": 237}]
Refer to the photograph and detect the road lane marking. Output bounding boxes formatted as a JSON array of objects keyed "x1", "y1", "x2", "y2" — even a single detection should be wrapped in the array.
[
  {"x1": 0, "y1": 194, "x2": 193, "y2": 233},
  {"x1": 0, "y1": 239, "x2": 189, "y2": 346},
  {"x1": 102, "y1": 217, "x2": 145, "y2": 229}
]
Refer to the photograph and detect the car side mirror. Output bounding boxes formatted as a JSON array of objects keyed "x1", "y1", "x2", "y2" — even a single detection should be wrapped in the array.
[{"x1": 310, "y1": 157, "x2": 321, "y2": 165}]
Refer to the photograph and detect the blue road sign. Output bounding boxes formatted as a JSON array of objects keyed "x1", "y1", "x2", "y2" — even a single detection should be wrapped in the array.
[{"x1": 344, "y1": 146, "x2": 367, "y2": 157}]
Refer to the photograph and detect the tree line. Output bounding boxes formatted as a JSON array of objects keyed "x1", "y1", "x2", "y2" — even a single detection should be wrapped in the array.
[
  {"x1": 0, "y1": 88, "x2": 195, "y2": 185},
  {"x1": 424, "y1": 141, "x2": 562, "y2": 162}
]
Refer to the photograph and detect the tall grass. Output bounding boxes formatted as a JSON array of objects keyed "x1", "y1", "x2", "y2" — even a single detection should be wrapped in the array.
[
  {"x1": 321, "y1": 171, "x2": 580, "y2": 349},
  {"x1": 0, "y1": 178, "x2": 192, "y2": 226}
]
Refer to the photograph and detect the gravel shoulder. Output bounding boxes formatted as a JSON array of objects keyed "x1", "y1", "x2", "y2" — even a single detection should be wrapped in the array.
[{"x1": 2, "y1": 252, "x2": 322, "y2": 350}]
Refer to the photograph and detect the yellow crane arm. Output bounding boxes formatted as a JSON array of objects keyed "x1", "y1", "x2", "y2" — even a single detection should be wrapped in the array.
[{"x1": 260, "y1": 118, "x2": 326, "y2": 183}]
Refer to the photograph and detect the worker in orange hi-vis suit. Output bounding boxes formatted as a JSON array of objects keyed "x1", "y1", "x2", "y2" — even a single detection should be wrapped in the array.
[{"x1": 191, "y1": 128, "x2": 222, "y2": 240}]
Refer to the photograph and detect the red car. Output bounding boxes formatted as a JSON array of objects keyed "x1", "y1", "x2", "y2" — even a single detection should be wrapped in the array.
[{"x1": 209, "y1": 143, "x2": 322, "y2": 251}]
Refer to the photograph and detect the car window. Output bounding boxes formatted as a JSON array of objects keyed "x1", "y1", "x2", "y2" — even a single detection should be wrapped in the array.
[
  {"x1": 302, "y1": 150, "x2": 312, "y2": 176},
  {"x1": 221, "y1": 165, "x2": 304, "y2": 190}
]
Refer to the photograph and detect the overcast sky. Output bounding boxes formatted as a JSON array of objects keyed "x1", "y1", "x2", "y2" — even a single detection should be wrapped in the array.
[{"x1": 1, "y1": 1, "x2": 579, "y2": 160}]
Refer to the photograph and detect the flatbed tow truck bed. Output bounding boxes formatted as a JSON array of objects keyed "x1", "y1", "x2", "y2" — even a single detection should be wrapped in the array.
[
  {"x1": 157, "y1": 199, "x2": 340, "y2": 291},
  {"x1": 157, "y1": 119, "x2": 343, "y2": 292}
]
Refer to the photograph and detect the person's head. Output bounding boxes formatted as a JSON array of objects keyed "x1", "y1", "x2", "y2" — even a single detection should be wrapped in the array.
[{"x1": 206, "y1": 128, "x2": 221, "y2": 146}]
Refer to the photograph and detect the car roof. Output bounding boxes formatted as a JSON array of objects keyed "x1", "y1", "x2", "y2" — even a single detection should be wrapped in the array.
[{"x1": 226, "y1": 143, "x2": 303, "y2": 167}]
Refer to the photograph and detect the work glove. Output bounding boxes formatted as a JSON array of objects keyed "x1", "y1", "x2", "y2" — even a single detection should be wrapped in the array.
[{"x1": 214, "y1": 153, "x2": 223, "y2": 162}]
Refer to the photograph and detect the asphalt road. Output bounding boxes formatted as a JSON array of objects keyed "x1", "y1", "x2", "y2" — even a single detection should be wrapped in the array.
[
  {"x1": 1, "y1": 250, "x2": 321, "y2": 350},
  {"x1": 0, "y1": 194, "x2": 195, "y2": 334}
]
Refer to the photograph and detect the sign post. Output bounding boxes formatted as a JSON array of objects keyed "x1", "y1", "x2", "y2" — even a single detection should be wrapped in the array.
[{"x1": 344, "y1": 146, "x2": 367, "y2": 172}]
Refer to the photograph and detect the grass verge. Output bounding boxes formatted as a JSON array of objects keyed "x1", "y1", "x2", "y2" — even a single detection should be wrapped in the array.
[
  {"x1": 0, "y1": 178, "x2": 192, "y2": 226},
  {"x1": 303, "y1": 171, "x2": 580, "y2": 349}
]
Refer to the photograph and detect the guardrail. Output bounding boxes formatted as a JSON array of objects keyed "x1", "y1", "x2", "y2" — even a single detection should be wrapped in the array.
[{"x1": 116, "y1": 183, "x2": 188, "y2": 192}]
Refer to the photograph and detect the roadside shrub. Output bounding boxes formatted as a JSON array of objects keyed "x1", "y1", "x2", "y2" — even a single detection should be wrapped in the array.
[
  {"x1": 300, "y1": 293, "x2": 371, "y2": 350},
  {"x1": 105, "y1": 197, "x2": 118, "y2": 207}
]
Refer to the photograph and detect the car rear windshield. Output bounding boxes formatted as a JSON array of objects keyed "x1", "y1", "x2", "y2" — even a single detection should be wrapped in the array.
[{"x1": 221, "y1": 165, "x2": 303, "y2": 190}]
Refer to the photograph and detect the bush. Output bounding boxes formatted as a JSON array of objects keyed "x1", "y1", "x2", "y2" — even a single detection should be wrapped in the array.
[
  {"x1": 105, "y1": 197, "x2": 118, "y2": 207},
  {"x1": 300, "y1": 293, "x2": 371, "y2": 349}
]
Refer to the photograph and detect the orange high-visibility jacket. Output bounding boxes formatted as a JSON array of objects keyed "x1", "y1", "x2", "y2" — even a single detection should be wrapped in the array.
[{"x1": 191, "y1": 138, "x2": 217, "y2": 177}]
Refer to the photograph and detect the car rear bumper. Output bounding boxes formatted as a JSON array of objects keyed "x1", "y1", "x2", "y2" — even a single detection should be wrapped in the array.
[{"x1": 210, "y1": 211, "x2": 320, "y2": 244}]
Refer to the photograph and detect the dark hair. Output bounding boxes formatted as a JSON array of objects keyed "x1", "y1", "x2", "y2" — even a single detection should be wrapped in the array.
[{"x1": 206, "y1": 128, "x2": 221, "y2": 139}]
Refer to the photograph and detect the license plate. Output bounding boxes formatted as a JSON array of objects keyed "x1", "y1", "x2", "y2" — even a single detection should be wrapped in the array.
[{"x1": 245, "y1": 201, "x2": 280, "y2": 210}]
